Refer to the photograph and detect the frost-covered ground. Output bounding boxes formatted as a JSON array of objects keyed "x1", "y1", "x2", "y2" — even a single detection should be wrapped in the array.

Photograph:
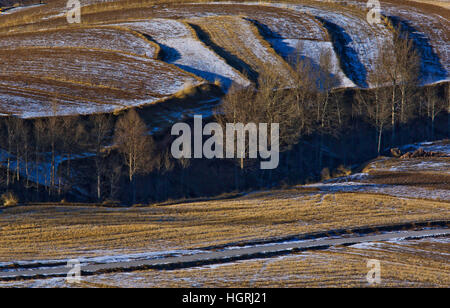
[
  {"x1": 189, "y1": 15, "x2": 295, "y2": 83},
  {"x1": 307, "y1": 178, "x2": 450, "y2": 201},
  {"x1": 268, "y1": 39, "x2": 355, "y2": 87},
  {"x1": 114, "y1": 19, "x2": 250, "y2": 89},
  {"x1": 0, "y1": 149, "x2": 94, "y2": 189},
  {"x1": 0, "y1": 3, "x2": 44, "y2": 15},
  {"x1": 399, "y1": 140, "x2": 450, "y2": 156},
  {"x1": 0, "y1": 248, "x2": 206, "y2": 270},
  {"x1": 271, "y1": 2, "x2": 392, "y2": 88},
  {"x1": 0, "y1": 1, "x2": 447, "y2": 116},
  {"x1": 380, "y1": 2, "x2": 449, "y2": 84},
  {"x1": 0, "y1": 27, "x2": 158, "y2": 58},
  {"x1": 2, "y1": 236, "x2": 447, "y2": 288},
  {"x1": 0, "y1": 48, "x2": 203, "y2": 117},
  {"x1": 306, "y1": 140, "x2": 450, "y2": 201}
]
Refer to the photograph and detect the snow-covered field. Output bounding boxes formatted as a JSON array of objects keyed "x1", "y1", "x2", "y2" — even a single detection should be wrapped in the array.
[
  {"x1": 399, "y1": 140, "x2": 450, "y2": 156},
  {"x1": 380, "y1": 2, "x2": 449, "y2": 84},
  {"x1": 189, "y1": 15, "x2": 295, "y2": 82},
  {"x1": 114, "y1": 19, "x2": 250, "y2": 89},
  {"x1": 0, "y1": 48, "x2": 203, "y2": 117},
  {"x1": 268, "y1": 39, "x2": 355, "y2": 87},
  {"x1": 275, "y1": 2, "x2": 392, "y2": 87},
  {"x1": 307, "y1": 179, "x2": 450, "y2": 201},
  {"x1": 0, "y1": 1, "x2": 447, "y2": 116},
  {"x1": 0, "y1": 149, "x2": 94, "y2": 189},
  {"x1": 306, "y1": 140, "x2": 450, "y2": 201},
  {"x1": 0, "y1": 27, "x2": 159, "y2": 58},
  {"x1": 2, "y1": 236, "x2": 447, "y2": 288}
]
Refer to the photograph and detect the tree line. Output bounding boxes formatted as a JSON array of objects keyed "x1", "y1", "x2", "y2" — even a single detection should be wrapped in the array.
[
  {"x1": 0, "y1": 105, "x2": 157, "y2": 203},
  {"x1": 0, "y1": 26, "x2": 448, "y2": 204}
]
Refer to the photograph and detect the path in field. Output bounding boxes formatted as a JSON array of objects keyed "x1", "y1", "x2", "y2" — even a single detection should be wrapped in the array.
[{"x1": 1, "y1": 227, "x2": 448, "y2": 281}]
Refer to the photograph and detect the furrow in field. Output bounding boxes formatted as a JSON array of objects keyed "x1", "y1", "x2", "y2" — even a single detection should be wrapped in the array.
[
  {"x1": 188, "y1": 15, "x2": 295, "y2": 83},
  {"x1": 0, "y1": 48, "x2": 203, "y2": 117},
  {"x1": 270, "y1": 2, "x2": 393, "y2": 88},
  {"x1": 114, "y1": 19, "x2": 250, "y2": 90},
  {"x1": 380, "y1": 1, "x2": 449, "y2": 83},
  {"x1": 0, "y1": 26, "x2": 160, "y2": 59}
]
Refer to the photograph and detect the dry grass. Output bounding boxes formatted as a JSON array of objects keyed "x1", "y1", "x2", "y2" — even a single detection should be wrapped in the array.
[
  {"x1": 406, "y1": 0, "x2": 450, "y2": 9},
  {"x1": 78, "y1": 238, "x2": 448, "y2": 287},
  {"x1": 0, "y1": 190, "x2": 448, "y2": 262},
  {"x1": 0, "y1": 47, "x2": 203, "y2": 117},
  {"x1": 1, "y1": 192, "x2": 18, "y2": 207},
  {"x1": 189, "y1": 15, "x2": 295, "y2": 82},
  {"x1": 1, "y1": 0, "x2": 448, "y2": 34},
  {"x1": 0, "y1": 26, "x2": 160, "y2": 59},
  {"x1": 4, "y1": 237, "x2": 447, "y2": 287}
]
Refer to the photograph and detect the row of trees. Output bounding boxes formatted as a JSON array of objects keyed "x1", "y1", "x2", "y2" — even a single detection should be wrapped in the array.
[
  {"x1": 0, "y1": 26, "x2": 448, "y2": 203},
  {"x1": 218, "y1": 26, "x2": 448, "y2": 169},
  {"x1": 0, "y1": 107, "x2": 155, "y2": 203}
]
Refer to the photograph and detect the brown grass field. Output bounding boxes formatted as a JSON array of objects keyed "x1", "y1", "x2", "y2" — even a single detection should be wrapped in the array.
[
  {"x1": 0, "y1": 0, "x2": 448, "y2": 288},
  {"x1": 0, "y1": 26, "x2": 160, "y2": 59},
  {"x1": 189, "y1": 15, "x2": 295, "y2": 82},
  {"x1": 0, "y1": 47, "x2": 203, "y2": 116},
  {"x1": 0, "y1": 190, "x2": 448, "y2": 262},
  {"x1": 0, "y1": 0, "x2": 447, "y2": 117},
  {"x1": 2, "y1": 234, "x2": 448, "y2": 288},
  {"x1": 0, "y1": 145, "x2": 448, "y2": 288},
  {"x1": 73, "y1": 237, "x2": 449, "y2": 288}
]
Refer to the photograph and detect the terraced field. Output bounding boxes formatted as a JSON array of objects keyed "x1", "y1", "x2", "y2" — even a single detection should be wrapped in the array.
[
  {"x1": 0, "y1": 48, "x2": 203, "y2": 117},
  {"x1": 0, "y1": 26, "x2": 160, "y2": 58},
  {"x1": 113, "y1": 19, "x2": 250, "y2": 89},
  {"x1": 0, "y1": 0, "x2": 447, "y2": 118},
  {"x1": 189, "y1": 15, "x2": 295, "y2": 82}
]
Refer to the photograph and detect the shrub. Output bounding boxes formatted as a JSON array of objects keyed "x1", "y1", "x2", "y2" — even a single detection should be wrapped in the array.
[
  {"x1": 321, "y1": 168, "x2": 331, "y2": 181},
  {"x1": 102, "y1": 200, "x2": 120, "y2": 207},
  {"x1": 333, "y1": 165, "x2": 352, "y2": 177},
  {"x1": 213, "y1": 79, "x2": 222, "y2": 88},
  {"x1": 1, "y1": 192, "x2": 18, "y2": 207},
  {"x1": 175, "y1": 81, "x2": 197, "y2": 98}
]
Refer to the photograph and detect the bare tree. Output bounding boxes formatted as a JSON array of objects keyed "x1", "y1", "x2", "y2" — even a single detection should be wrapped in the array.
[
  {"x1": 380, "y1": 28, "x2": 420, "y2": 141},
  {"x1": 59, "y1": 116, "x2": 85, "y2": 197},
  {"x1": 91, "y1": 114, "x2": 112, "y2": 201},
  {"x1": 215, "y1": 65, "x2": 305, "y2": 188},
  {"x1": 47, "y1": 100, "x2": 61, "y2": 194},
  {"x1": 16, "y1": 118, "x2": 31, "y2": 188},
  {"x1": 34, "y1": 119, "x2": 46, "y2": 193},
  {"x1": 114, "y1": 109, "x2": 154, "y2": 203},
  {"x1": 4, "y1": 117, "x2": 17, "y2": 188},
  {"x1": 316, "y1": 48, "x2": 339, "y2": 129},
  {"x1": 396, "y1": 33, "x2": 420, "y2": 124},
  {"x1": 424, "y1": 86, "x2": 446, "y2": 139},
  {"x1": 289, "y1": 53, "x2": 317, "y2": 135}
]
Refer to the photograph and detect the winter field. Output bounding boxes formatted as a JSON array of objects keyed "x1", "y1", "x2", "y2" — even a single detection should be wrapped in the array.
[
  {"x1": 0, "y1": 140, "x2": 449, "y2": 287},
  {"x1": 0, "y1": 0, "x2": 448, "y2": 288},
  {"x1": 4, "y1": 237, "x2": 448, "y2": 287},
  {"x1": 0, "y1": 0, "x2": 448, "y2": 117}
]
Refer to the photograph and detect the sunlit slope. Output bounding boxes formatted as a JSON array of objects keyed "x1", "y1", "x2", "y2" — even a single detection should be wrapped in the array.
[
  {"x1": 0, "y1": 48, "x2": 203, "y2": 117},
  {"x1": 0, "y1": 26, "x2": 160, "y2": 58},
  {"x1": 0, "y1": 1, "x2": 447, "y2": 117},
  {"x1": 189, "y1": 15, "x2": 295, "y2": 83},
  {"x1": 114, "y1": 18, "x2": 250, "y2": 89}
]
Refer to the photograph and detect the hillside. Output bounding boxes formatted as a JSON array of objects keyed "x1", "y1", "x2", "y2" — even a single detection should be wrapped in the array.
[{"x1": 0, "y1": 0, "x2": 448, "y2": 117}]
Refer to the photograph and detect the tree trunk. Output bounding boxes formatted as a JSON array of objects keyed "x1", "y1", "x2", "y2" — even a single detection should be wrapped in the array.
[{"x1": 378, "y1": 124, "x2": 383, "y2": 155}]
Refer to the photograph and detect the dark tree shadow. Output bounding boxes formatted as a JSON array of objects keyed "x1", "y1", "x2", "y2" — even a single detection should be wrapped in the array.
[
  {"x1": 388, "y1": 16, "x2": 448, "y2": 84},
  {"x1": 316, "y1": 17, "x2": 368, "y2": 88},
  {"x1": 248, "y1": 18, "x2": 342, "y2": 88},
  {"x1": 188, "y1": 22, "x2": 259, "y2": 83}
]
